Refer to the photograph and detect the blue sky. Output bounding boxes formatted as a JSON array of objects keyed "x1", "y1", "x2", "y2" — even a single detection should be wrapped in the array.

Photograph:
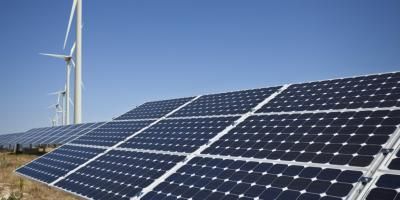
[{"x1": 0, "y1": 0, "x2": 399, "y2": 134}]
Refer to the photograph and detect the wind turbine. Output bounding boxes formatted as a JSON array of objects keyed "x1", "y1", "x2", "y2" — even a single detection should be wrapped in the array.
[
  {"x1": 49, "y1": 91, "x2": 65, "y2": 125},
  {"x1": 64, "y1": 0, "x2": 83, "y2": 124},
  {"x1": 40, "y1": 43, "x2": 76, "y2": 125}
]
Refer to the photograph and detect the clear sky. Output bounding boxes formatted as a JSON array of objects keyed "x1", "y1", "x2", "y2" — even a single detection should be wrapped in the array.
[{"x1": 0, "y1": 0, "x2": 399, "y2": 134}]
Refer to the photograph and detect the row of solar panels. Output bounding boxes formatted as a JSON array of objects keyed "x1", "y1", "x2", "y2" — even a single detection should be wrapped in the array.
[
  {"x1": 0, "y1": 122, "x2": 105, "y2": 149},
  {"x1": 13, "y1": 71, "x2": 400, "y2": 200}
]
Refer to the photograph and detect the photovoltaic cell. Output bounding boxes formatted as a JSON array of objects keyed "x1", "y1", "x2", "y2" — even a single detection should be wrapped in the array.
[
  {"x1": 388, "y1": 149, "x2": 400, "y2": 171},
  {"x1": 119, "y1": 117, "x2": 238, "y2": 153},
  {"x1": 171, "y1": 87, "x2": 281, "y2": 117},
  {"x1": 203, "y1": 110, "x2": 400, "y2": 167},
  {"x1": 258, "y1": 72, "x2": 400, "y2": 113},
  {"x1": 115, "y1": 97, "x2": 194, "y2": 120},
  {"x1": 53, "y1": 122, "x2": 106, "y2": 144},
  {"x1": 16, "y1": 145, "x2": 103, "y2": 183},
  {"x1": 55, "y1": 150, "x2": 185, "y2": 200},
  {"x1": 365, "y1": 174, "x2": 400, "y2": 200},
  {"x1": 70, "y1": 120, "x2": 154, "y2": 147},
  {"x1": 142, "y1": 157, "x2": 363, "y2": 200}
]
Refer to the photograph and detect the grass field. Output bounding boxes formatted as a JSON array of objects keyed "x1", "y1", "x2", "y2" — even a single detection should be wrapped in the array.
[{"x1": 0, "y1": 152, "x2": 77, "y2": 200}]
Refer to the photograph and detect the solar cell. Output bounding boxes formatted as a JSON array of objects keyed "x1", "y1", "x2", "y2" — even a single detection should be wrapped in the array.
[
  {"x1": 171, "y1": 87, "x2": 281, "y2": 117},
  {"x1": 16, "y1": 145, "x2": 103, "y2": 183},
  {"x1": 115, "y1": 97, "x2": 194, "y2": 120},
  {"x1": 53, "y1": 122, "x2": 106, "y2": 144},
  {"x1": 365, "y1": 173, "x2": 400, "y2": 200},
  {"x1": 141, "y1": 157, "x2": 363, "y2": 200},
  {"x1": 70, "y1": 120, "x2": 154, "y2": 147},
  {"x1": 258, "y1": 72, "x2": 400, "y2": 113},
  {"x1": 202, "y1": 110, "x2": 400, "y2": 167},
  {"x1": 119, "y1": 117, "x2": 238, "y2": 153},
  {"x1": 387, "y1": 148, "x2": 400, "y2": 171},
  {"x1": 54, "y1": 150, "x2": 185, "y2": 200}
]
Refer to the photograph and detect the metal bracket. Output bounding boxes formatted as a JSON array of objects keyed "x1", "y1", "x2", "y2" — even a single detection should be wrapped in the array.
[
  {"x1": 359, "y1": 176, "x2": 373, "y2": 185},
  {"x1": 381, "y1": 148, "x2": 394, "y2": 155}
]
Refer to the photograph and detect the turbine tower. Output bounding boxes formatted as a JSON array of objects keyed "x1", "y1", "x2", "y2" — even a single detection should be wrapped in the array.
[
  {"x1": 64, "y1": 0, "x2": 82, "y2": 124},
  {"x1": 40, "y1": 43, "x2": 76, "y2": 125}
]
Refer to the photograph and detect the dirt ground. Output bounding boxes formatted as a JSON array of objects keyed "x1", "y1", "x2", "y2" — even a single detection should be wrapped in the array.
[{"x1": 0, "y1": 152, "x2": 77, "y2": 200}]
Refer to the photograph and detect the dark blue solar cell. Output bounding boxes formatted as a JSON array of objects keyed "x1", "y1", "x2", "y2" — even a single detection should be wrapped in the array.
[
  {"x1": 70, "y1": 120, "x2": 153, "y2": 147},
  {"x1": 202, "y1": 110, "x2": 398, "y2": 167},
  {"x1": 171, "y1": 87, "x2": 281, "y2": 117},
  {"x1": 16, "y1": 145, "x2": 103, "y2": 183},
  {"x1": 55, "y1": 150, "x2": 185, "y2": 200},
  {"x1": 388, "y1": 149, "x2": 400, "y2": 170},
  {"x1": 119, "y1": 117, "x2": 238, "y2": 153},
  {"x1": 141, "y1": 157, "x2": 360, "y2": 200},
  {"x1": 258, "y1": 72, "x2": 400, "y2": 112},
  {"x1": 115, "y1": 97, "x2": 194, "y2": 120}
]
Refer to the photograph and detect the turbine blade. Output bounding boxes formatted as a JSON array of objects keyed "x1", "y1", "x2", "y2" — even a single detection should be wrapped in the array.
[
  {"x1": 64, "y1": 0, "x2": 78, "y2": 49},
  {"x1": 40, "y1": 53, "x2": 67, "y2": 59},
  {"x1": 70, "y1": 42, "x2": 76, "y2": 56},
  {"x1": 71, "y1": 59, "x2": 76, "y2": 68}
]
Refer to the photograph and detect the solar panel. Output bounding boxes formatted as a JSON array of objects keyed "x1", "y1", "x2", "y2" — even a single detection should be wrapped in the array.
[
  {"x1": 202, "y1": 110, "x2": 400, "y2": 167},
  {"x1": 54, "y1": 150, "x2": 186, "y2": 200},
  {"x1": 3, "y1": 122, "x2": 106, "y2": 147},
  {"x1": 52, "y1": 122, "x2": 106, "y2": 144},
  {"x1": 0, "y1": 132, "x2": 23, "y2": 148},
  {"x1": 14, "y1": 72, "x2": 400, "y2": 200},
  {"x1": 387, "y1": 148, "x2": 400, "y2": 170},
  {"x1": 141, "y1": 157, "x2": 363, "y2": 200},
  {"x1": 363, "y1": 173, "x2": 400, "y2": 200},
  {"x1": 119, "y1": 117, "x2": 238, "y2": 153},
  {"x1": 16, "y1": 145, "x2": 104, "y2": 183},
  {"x1": 258, "y1": 72, "x2": 400, "y2": 113},
  {"x1": 115, "y1": 97, "x2": 194, "y2": 120},
  {"x1": 171, "y1": 87, "x2": 281, "y2": 117},
  {"x1": 69, "y1": 120, "x2": 154, "y2": 147}
]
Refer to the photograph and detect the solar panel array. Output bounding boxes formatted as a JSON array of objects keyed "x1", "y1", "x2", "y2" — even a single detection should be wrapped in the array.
[
  {"x1": 0, "y1": 132, "x2": 23, "y2": 148},
  {"x1": 0, "y1": 122, "x2": 105, "y2": 149},
  {"x1": 15, "y1": 71, "x2": 400, "y2": 200}
]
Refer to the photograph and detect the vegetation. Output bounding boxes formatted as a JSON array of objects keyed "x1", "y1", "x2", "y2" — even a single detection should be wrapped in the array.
[{"x1": 0, "y1": 152, "x2": 77, "y2": 200}]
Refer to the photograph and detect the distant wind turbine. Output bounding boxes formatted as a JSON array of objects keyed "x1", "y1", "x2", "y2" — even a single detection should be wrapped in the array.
[
  {"x1": 48, "y1": 91, "x2": 65, "y2": 126},
  {"x1": 40, "y1": 43, "x2": 76, "y2": 125}
]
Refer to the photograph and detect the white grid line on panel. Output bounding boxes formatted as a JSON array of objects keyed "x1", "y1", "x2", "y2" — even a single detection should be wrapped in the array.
[
  {"x1": 197, "y1": 154, "x2": 367, "y2": 172},
  {"x1": 347, "y1": 125, "x2": 400, "y2": 199},
  {"x1": 165, "y1": 113, "x2": 243, "y2": 120},
  {"x1": 22, "y1": 125, "x2": 73, "y2": 145},
  {"x1": 49, "y1": 95, "x2": 202, "y2": 186},
  {"x1": 44, "y1": 123, "x2": 94, "y2": 145},
  {"x1": 354, "y1": 171, "x2": 391, "y2": 200},
  {"x1": 57, "y1": 122, "x2": 107, "y2": 144},
  {"x1": 133, "y1": 84, "x2": 291, "y2": 200},
  {"x1": 12, "y1": 127, "x2": 56, "y2": 145},
  {"x1": 7, "y1": 128, "x2": 46, "y2": 145},
  {"x1": 64, "y1": 143, "x2": 110, "y2": 150},
  {"x1": 114, "y1": 147, "x2": 190, "y2": 157},
  {"x1": 36, "y1": 124, "x2": 89, "y2": 145},
  {"x1": 255, "y1": 106, "x2": 400, "y2": 116},
  {"x1": 109, "y1": 118, "x2": 160, "y2": 123}
]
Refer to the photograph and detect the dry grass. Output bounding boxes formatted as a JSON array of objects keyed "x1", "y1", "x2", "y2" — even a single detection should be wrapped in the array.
[{"x1": 0, "y1": 152, "x2": 78, "y2": 200}]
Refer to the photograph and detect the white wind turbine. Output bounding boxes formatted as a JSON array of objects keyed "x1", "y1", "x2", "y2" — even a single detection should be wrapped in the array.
[
  {"x1": 40, "y1": 43, "x2": 76, "y2": 125},
  {"x1": 48, "y1": 91, "x2": 65, "y2": 126},
  {"x1": 64, "y1": 0, "x2": 83, "y2": 124}
]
